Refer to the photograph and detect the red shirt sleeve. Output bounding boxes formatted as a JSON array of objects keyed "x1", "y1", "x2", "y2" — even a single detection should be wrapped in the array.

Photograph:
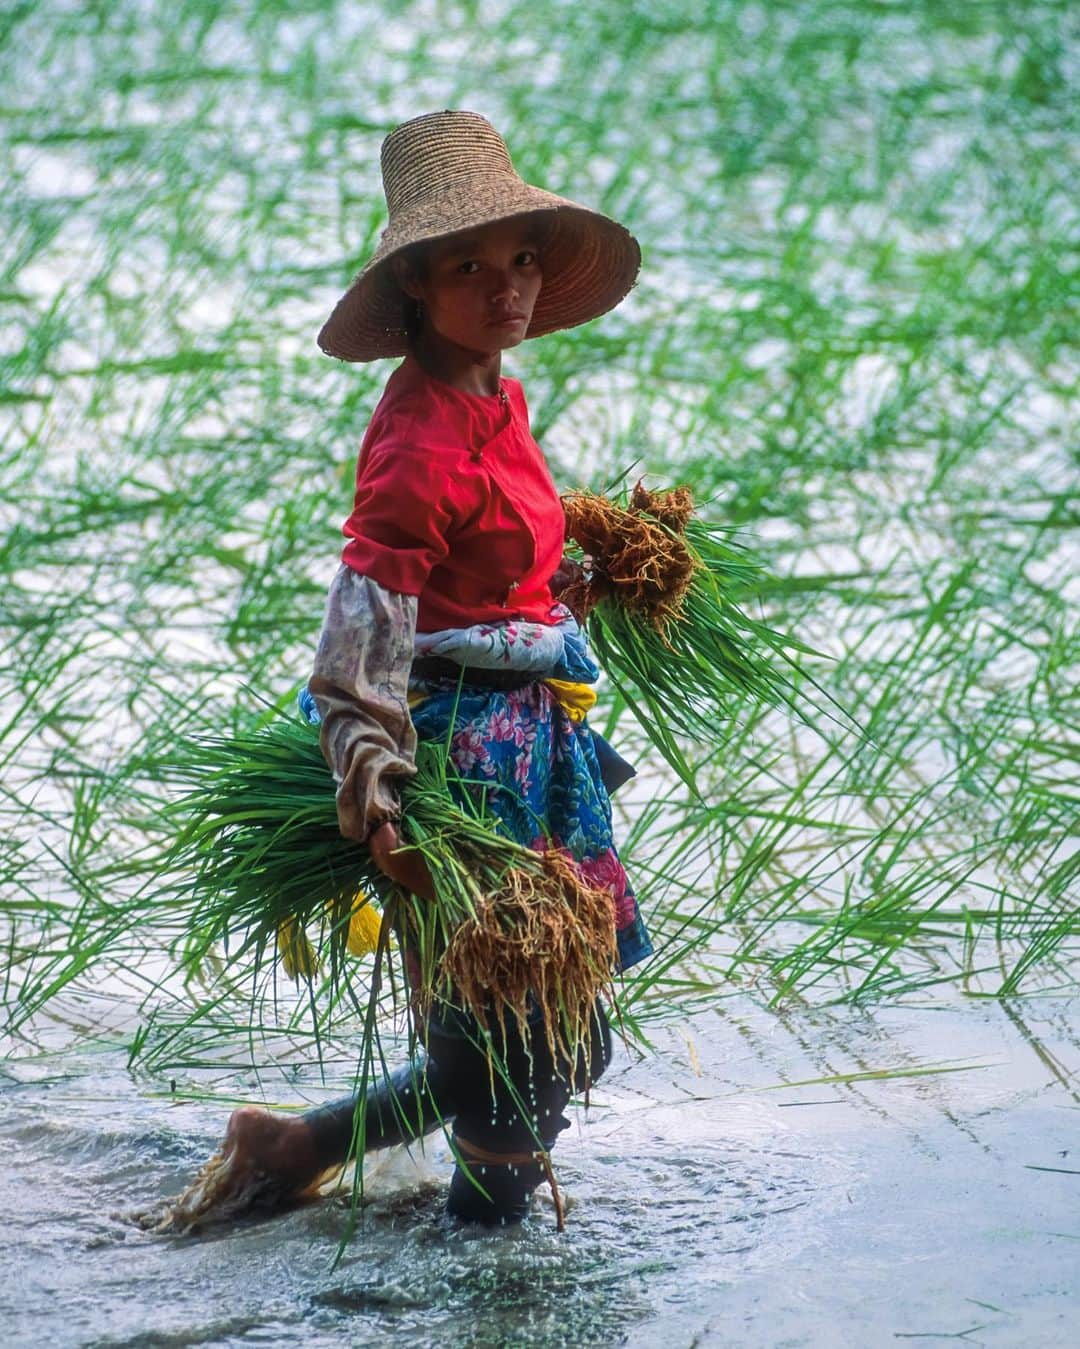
[{"x1": 341, "y1": 434, "x2": 456, "y2": 596}]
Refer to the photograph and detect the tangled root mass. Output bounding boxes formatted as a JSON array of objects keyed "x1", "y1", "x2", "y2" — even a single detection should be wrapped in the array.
[{"x1": 561, "y1": 482, "x2": 699, "y2": 633}]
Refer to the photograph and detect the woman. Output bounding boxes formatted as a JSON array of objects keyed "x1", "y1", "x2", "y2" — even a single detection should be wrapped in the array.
[{"x1": 220, "y1": 110, "x2": 651, "y2": 1228}]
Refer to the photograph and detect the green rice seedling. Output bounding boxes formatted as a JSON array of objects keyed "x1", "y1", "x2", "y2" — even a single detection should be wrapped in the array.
[
  {"x1": 151, "y1": 709, "x2": 616, "y2": 1081},
  {"x1": 562, "y1": 481, "x2": 832, "y2": 787},
  {"x1": 3, "y1": 0, "x2": 1078, "y2": 1086}
]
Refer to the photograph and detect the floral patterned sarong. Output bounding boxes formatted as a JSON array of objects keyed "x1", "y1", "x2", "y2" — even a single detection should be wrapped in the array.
[{"x1": 410, "y1": 678, "x2": 652, "y2": 972}]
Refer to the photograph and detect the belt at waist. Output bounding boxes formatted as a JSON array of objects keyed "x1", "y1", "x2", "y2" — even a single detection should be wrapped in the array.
[{"x1": 409, "y1": 656, "x2": 540, "y2": 691}]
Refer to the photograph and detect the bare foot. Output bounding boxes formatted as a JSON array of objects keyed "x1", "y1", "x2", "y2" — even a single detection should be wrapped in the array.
[
  {"x1": 222, "y1": 1106, "x2": 323, "y2": 1195},
  {"x1": 141, "y1": 1108, "x2": 325, "y2": 1234}
]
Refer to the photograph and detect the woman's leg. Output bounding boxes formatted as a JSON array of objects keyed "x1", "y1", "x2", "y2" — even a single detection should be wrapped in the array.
[
  {"x1": 302, "y1": 1055, "x2": 453, "y2": 1166},
  {"x1": 222, "y1": 1053, "x2": 455, "y2": 1194},
  {"x1": 218, "y1": 999, "x2": 611, "y2": 1225},
  {"x1": 436, "y1": 1000, "x2": 613, "y2": 1225}
]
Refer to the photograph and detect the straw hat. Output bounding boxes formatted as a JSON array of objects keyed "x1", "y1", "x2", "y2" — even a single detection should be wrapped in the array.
[{"x1": 317, "y1": 110, "x2": 641, "y2": 362}]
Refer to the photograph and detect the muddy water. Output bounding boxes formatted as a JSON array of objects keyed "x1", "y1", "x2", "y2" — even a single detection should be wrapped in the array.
[{"x1": 3, "y1": 994, "x2": 1076, "y2": 1348}]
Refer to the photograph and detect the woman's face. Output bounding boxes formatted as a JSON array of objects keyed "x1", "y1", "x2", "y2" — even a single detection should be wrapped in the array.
[{"x1": 400, "y1": 217, "x2": 544, "y2": 356}]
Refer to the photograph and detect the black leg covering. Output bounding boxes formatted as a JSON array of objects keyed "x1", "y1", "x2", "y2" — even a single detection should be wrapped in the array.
[
  {"x1": 442, "y1": 1001, "x2": 613, "y2": 1226},
  {"x1": 302, "y1": 1058, "x2": 452, "y2": 1167},
  {"x1": 300, "y1": 1001, "x2": 613, "y2": 1227}
]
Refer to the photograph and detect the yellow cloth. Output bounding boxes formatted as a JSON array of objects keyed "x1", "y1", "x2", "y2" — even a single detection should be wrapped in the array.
[
  {"x1": 345, "y1": 892, "x2": 383, "y2": 956},
  {"x1": 278, "y1": 894, "x2": 384, "y2": 977},
  {"x1": 410, "y1": 679, "x2": 595, "y2": 722},
  {"x1": 276, "y1": 918, "x2": 318, "y2": 981},
  {"x1": 543, "y1": 679, "x2": 597, "y2": 723}
]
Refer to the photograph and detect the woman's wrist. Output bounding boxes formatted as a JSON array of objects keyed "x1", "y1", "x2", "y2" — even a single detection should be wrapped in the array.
[{"x1": 369, "y1": 820, "x2": 436, "y2": 901}]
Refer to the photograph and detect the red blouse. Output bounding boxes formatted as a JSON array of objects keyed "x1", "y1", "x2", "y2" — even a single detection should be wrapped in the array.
[{"x1": 341, "y1": 357, "x2": 566, "y2": 633}]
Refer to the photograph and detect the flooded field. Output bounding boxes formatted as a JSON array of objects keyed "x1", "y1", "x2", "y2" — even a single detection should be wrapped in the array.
[
  {"x1": 2, "y1": 1, "x2": 1077, "y2": 1345},
  {"x1": 4, "y1": 993, "x2": 1078, "y2": 1346}
]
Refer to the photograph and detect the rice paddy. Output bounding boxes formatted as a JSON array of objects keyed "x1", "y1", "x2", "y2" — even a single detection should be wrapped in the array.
[{"x1": 1, "y1": 0, "x2": 1078, "y2": 1341}]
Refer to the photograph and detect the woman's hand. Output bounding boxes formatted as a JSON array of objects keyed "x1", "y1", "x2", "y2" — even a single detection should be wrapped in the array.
[
  {"x1": 369, "y1": 820, "x2": 437, "y2": 902},
  {"x1": 550, "y1": 553, "x2": 593, "y2": 598}
]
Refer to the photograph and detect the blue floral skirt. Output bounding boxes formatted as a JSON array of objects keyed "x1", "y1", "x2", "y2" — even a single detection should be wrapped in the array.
[{"x1": 410, "y1": 678, "x2": 652, "y2": 972}]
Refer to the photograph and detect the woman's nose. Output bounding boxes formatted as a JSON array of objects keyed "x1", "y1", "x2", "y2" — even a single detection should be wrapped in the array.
[{"x1": 489, "y1": 268, "x2": 518, "y2": 303}]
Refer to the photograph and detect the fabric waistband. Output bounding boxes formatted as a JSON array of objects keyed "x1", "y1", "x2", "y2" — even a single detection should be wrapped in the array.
[{"x1": 409, "y1": 656, "x2": 540, "y2": 691}]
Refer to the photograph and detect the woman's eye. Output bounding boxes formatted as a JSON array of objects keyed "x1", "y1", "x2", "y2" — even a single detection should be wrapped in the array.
[
  {"x1": 458, "y1": 260, "x2": 479, "y2": 274},
  {"x1": 517, "y1": 250, "x2": 537, "y2": 266}
]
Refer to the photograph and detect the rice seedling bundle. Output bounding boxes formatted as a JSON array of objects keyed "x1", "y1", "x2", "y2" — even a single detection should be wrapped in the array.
[
  {"x1": 561, "y1": 482, "x2": 819, "y2": 781},
  {"x1": 165, "y1": 714, "x2": 615, "y2": 1070}
]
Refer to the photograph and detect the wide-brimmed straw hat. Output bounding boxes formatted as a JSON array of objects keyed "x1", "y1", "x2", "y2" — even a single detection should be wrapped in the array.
[{"x1": 317, "y1": 110, "x2": 641, "y2": 363}]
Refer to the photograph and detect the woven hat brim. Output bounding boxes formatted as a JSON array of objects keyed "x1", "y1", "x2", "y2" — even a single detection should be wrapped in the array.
[{"x1": 317, "y1": 183, "x2": 640, "y2": 363}]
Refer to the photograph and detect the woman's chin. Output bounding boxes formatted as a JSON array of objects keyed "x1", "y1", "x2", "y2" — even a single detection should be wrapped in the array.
[{"x1": 493, "y1": 326, "x2": 529, "y2": 351}]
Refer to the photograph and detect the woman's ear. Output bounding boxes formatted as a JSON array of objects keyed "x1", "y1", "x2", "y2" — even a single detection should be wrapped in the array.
[{"x1": 392, "y1": 254, "x2": 424, "y2": 301}]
